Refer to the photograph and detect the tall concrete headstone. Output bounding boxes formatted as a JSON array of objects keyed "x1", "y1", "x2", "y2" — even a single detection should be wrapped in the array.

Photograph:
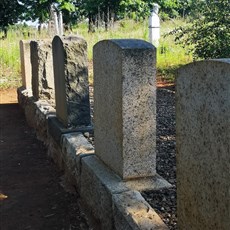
[
  {"x1": 30, "y1": 40, "x2": 55, "y2": 105},
  {"x1": 19, "y1": 40, "x2": 32, "y2": 89},
  {"x1": 176, "y1": 59, "x2": 230, "y2": 230},
  {"x1": 94, "y1": 39, "x2": 156, "y2": 180},
  {"x1": 52, "y1": 36, "x2": 91, "y2": 128}
]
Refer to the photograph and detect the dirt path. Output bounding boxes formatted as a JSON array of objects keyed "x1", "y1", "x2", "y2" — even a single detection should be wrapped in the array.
[
  {"x1": 0, "y1": 102, "x2": 89, "y2": 229},
  {"x1": 0, "y1": 89, "x2": 17, "y2": 104}
]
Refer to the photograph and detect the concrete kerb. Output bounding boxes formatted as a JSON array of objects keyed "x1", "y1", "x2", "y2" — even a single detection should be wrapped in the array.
[
  {"x1": 81, "y1": 155, "x2": 169, "y2": 229},
  {"x1": 17, "y1": 89, "x2": 170, "y2": 230},
  {"x1": 113, "y1": 191, "x2": 168, "y2": 230}
]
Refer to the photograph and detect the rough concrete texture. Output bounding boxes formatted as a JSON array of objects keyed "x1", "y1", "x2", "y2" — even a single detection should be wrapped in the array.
[
  {"x1": 176, "y1": 59, "x2": 230, "y2": 230},
  {"x1": 124, "y1": 174, "x2": 171, "y2": 192},
  {"x1": 52, "y1": 36, "x2": 91, "y2": 127},
  {"x1": 113, "y1": 191, "x2": 168, "y2": 230},
  {"x1": 48, "y1": 116, "x2": 93, "y2": 144},
  {"x1": 30, "y1": 40, "x2": 55, "y2": 105},
  {"x1": 80, "y1": 155, "x2": 169, "y2": 230},
  {"x1": 94, "y1": 39, "x2": 156, "y2": 179},
  {"x1": 80, "y1": 155, "x2": 129, "y2": 229},
  {"x1": 33, "y1": 100, "x2": 55, "y2": 143},
  {"x1": 17, "y1": 87, "x2": 55, "y2": 143},
  {"x1": 47, "y1": 135, "x2": 64, "y2": 170},
  {"x1": 19, "y1": 40, "x2": 32, "y2": 89},
  {"x1": 17, "y1": 87, "x2": 33, "y2": 110},
  {"x1": 61, "y1": 132, "x2": 94, "y2": 187}
]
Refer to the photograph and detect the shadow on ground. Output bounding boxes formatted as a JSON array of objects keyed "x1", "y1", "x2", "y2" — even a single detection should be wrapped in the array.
[{"x1": 0, "y1": 103, "x2": 89, "y2": 230}]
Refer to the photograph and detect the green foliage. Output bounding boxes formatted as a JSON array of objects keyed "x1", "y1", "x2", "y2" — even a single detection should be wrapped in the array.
[
  {"x1": 1, "y1": 19, "x2": 193, "y2": 89},
  {"x1": 0, "y1": 0, "x2": 24, "y2": 36},
  {"x1": 170, "y1": 0, "x2": 230, "y2": 59},
  {"x1": 0, "y1": 28, "x2": 21, "y2": 88},
  {"x1": 119, "y1": 0, "x2": 150, "y2": 20},
  {"x1": 20, "y1": 0, "x2": 76, "y2": 24},
  {"x1": 71, "y1": 18, "x2": 192, "y2": 83}
]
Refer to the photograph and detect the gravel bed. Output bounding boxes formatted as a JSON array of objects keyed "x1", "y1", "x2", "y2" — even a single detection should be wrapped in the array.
[
  {"x1": 142, "y1": 86, "x2": 177, "y2": 229},
  {"x1": 87, "y1": 86, "x2": 177, "y2": 229}
]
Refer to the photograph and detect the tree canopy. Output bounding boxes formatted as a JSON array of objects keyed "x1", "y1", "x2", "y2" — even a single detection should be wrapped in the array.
[
  {"x1": 0, "y1": 0, "x2": 24, "y2": 37},
  {"x1": 0, "y1": 0, "x2": 202, "y2": 32}
]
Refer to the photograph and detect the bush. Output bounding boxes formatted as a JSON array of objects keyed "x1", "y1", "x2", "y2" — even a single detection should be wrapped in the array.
[{"x1": 169, "y1": 0, "x2": 230, "y2": 59}]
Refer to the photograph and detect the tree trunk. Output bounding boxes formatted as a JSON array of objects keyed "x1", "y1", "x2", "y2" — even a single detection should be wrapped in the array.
[{"x1": 3, "y1": 27, "x2": 7, "y2": 39}]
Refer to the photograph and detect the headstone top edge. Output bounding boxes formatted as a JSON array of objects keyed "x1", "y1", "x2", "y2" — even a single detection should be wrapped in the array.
[
  {"x1": 20, "y1": 40, "x2": 32, "y2": 44},
  {"x1": 53, "y1": 35, "x2": 86, "y2": 43},
  {"x1": 94, "y1": 39, "x2": 155, "y2": 51},
  {"x1": 30, "y1": 38, "x2": 52, "y2": 42},
  {"x1": 177, "y1": 59, "x2": 230, "y2": 77},
  {"x1": 212, "y1": 58, "x2": 230, "y2": 64},
  {"x1": 179, "y1": 59, "x2": 230, "y2": 70}
]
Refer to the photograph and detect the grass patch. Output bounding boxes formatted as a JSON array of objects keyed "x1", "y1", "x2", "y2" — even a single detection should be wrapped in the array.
[
  {"x1": 74, "y1": 18, "x2": 192, "y2": 84},
  {"x1": 0, "y1": 30, "x2": 21, "y2": 88},
  {"x1": 0, "y1": 18, "x2": 192, "y2": 89},
  {"x1": 0, "y1": 26, "x2": 46, "y2": 89}
]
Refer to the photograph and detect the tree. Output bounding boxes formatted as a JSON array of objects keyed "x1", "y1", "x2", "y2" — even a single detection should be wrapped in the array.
[
  {"x1": 0, "y1": 0, "x2": 24, "y2": 38},
  {"x1": 21, "y1": 0, "x2": 76, "y2": 26},
  {"x1": 82, "y1": 0, "x2": 122, "y2": 31},
  {"x1": 171, "y1": 0, "x2": 230, "y2": 59}
]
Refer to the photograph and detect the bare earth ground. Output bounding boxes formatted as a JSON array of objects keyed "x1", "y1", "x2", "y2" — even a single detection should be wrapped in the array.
[
  {"x1": 0, "y1": 89, "x2": 89, "y2": 230},
  {"x1": 0, "y1": 89, "x2": 18, "y2": 104}
]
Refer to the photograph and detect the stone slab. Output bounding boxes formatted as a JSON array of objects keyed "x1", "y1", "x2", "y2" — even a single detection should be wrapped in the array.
[
  {"x1": 52, "y1": 36, "x2": 91, "y2": 127},
  {"x1": 93, "y1": 39, "x2": 156, "y2": 179},
  {"x1": 30, "y1": 39, "x2": 55, "y2": 105},
  {"x1": 48, "y1": 116, "x2": 93, "y2": 144},
  {"x1": 61, "y1": 132, "x2": 94, "y2": 187},
  {"x1": 80, "y1": 155, "x2": 129, "y2": 229},
  {"x1": 17, "y1": 86, "x2": 33, "y2": 110},
  {"x1": 113, "y1": 190, "x2": 168, "y2": 230},
  {"x1": 80, "y1": 155, "x2": 170, "y2": 229},
  {"x1": 19, "y1": 40, "x2": 32, "y2": 89},
  {"x1": 176, "y1": 59, "x2": 230, "y2": 230},
  {"x1": 124, "y1": 174, "x2": 171, "y2": 192}
]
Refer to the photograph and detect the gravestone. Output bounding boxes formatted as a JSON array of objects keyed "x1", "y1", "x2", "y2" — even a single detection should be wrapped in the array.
[
  {"x1": 19, "y1": 40, "x2": 32, "y2": 89},
  {"x1": 94, "y1": 39, "x2": 156, "y2": 180},
  {"x1": 176, "y1": 59, "x2": 230, "y2": 230},
  {"x1": 30, "y1": 39, "x2": 55, "y2": 105},
  {"x1": 52, "y1": 36, "x2": 91, "y2": 128}
]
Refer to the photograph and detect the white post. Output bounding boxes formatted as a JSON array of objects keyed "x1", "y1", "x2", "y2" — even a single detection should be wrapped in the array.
[
  {"x1": 149, "y1": 3, "x2": 160, "y2": 46},
  {"x1": 58, "y1": 11, "x2": 64, "y2": 36},
  {"x1": 54, "y1": 12, "x2": 59, "y2": 35}
]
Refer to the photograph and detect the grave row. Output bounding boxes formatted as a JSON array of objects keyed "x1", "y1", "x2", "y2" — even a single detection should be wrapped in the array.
[
  {"x1": 19, "y1": 37, "x2": 230, "y2": 229},
  {"x1": 20, "y1": 37, "x2": 158, "y2": 180}
]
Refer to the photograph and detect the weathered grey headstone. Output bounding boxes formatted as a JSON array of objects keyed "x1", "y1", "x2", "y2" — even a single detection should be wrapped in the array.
[
  {"x1": 176, "y1": 59, "x2": 230, "y2": 230},
  {"x1": 52, "y1": 36, "x2": 91, "y2": 128},
  {"x1": 19, "y1": 40, "x2": 32, "y2": 89},
  {"x1": 30, "y1": 39, "x2": 55, "y2": 105},
  {"x1": 94, "y1": 39, "x2": 156, "y2": 179}
]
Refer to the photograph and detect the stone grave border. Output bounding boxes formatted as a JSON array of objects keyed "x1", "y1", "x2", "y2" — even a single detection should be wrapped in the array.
[{"x1": 18, "y1": 37, "x2": 170, "y2": 230}]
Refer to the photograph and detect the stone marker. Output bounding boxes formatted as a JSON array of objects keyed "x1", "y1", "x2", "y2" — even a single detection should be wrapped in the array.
[
  {"x1": 30, "y1": 39, "x2": 55, "y2": 105},
  {"x1": 176, "y1": 59, "x2": 230, "y2": 230},
  {"x1": 52, "y1": 36, "x2": 91, "y2": 128},
  {"x1": 94, "y1": 39, "x2": 156, "y2": 179},
  {"x1": 19, "y1": 40, "x2": 32, "y2": 89}
]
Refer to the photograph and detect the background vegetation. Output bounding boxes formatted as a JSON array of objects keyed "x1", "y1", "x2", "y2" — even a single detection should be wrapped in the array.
[
  {"x1": 0, "y1": 0, "x2": 229, "y2": 89},
  {"x1": 0, "y1": 18, "x2": 192, "y2": 88}
]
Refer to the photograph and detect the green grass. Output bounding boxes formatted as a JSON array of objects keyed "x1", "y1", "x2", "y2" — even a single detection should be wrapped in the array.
[
  {"x1": 73, "y1": 19, "x2": 192, "y2": 84},
  {"x1": 0, "y1": 26, "x2": 47, "y2": 89},
  {"x1": 0, "y1": 30, "x2": 21, "y2": 88},
  {"x1": 0, "y1": 18, "x2": 192, "y2": 89}
]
